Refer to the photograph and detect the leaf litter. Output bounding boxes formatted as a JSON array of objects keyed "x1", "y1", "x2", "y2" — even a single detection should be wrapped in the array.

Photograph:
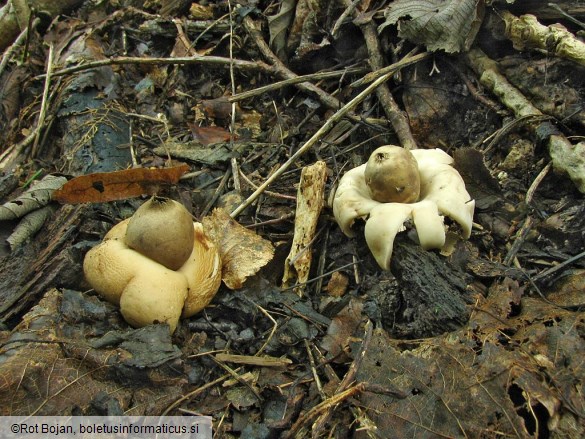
[{"x1": 0, "y1": 0, "x2": 584, "y2": 437}]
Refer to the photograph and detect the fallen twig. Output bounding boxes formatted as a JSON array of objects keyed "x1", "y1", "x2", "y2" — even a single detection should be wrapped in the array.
[
  {"x1": 238, "y1": 169, "x2": 296, "y2": 201},
  {"x1": 229, "y1": 67, "x2": 365, "y2": 103},
  {"x1": 45, "y1": 54, "x2": 275, "y2": 78},
  {"x1": 32, "y1": 43, "x2": 55, "y2": 158},
  {"x1": 310, "y1": 320, "x2": 374, "y2": 436},
  {"x1": 162, "y1": 368, "x2": 243, "y2": 415}
]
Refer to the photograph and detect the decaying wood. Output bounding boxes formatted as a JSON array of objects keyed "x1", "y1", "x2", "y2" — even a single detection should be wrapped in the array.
[
  {"x1": 0, "y1": 204, "x2": 87, "y2": 323},
  {"x1": 282, "y1": 161, "x2": 327, "y2": 293},
  {"x1": 467, "y1": 47, "x2": 585, "y2": 193},
  {"x1": 467, "y1": 47, "x2": 543, "y2": 118},
  {"x1": 503, "y1": 10, "x2": 585, "y2": 67},
  {"x1": 214, "y1": 353, "x2": 292, "y2": 367},
  {"x1": 388, "y1": 237, "x2": 473, "y2": 336}
]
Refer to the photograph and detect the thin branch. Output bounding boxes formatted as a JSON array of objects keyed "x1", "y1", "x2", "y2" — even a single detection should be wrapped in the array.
[
  {"x1": 239, "y1": 168, "x2": 296, "y2": 200},
  {"x1": 229, "y1": 67, "x2": 365, "y2": 103},
  {"x1": 32, "y1": 43, "x2": 55, "y2": 158},
  {"x1": 46, "y1": 54, "x2": 275, "y2": 78},
  {"x1": 162, "y1": 368, "x2": 243, "y2": 415}
]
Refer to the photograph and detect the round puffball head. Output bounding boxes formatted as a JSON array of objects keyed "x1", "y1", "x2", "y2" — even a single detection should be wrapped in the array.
[
  {"x1": 125, "y1": 197, "x2": 195, "y2": 270},
  {"x1": 364, "y1": 145, "x2": 421, "y2": 203}
]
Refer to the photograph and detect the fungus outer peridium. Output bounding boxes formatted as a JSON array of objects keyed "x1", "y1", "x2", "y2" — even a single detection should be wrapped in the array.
[
  {"x1": 179, "y1": 222, "x2": 222, "y2": 318},
  {"x1": 83, "y1": 197, "x2": 221, "y2": 333},
  {"x1": 333, "y1": 146, "x2": 474, "y2": 270}
]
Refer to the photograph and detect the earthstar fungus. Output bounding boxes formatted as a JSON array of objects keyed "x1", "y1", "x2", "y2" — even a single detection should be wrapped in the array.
[
  {"x1": 83, "y1": 197, "x2": 221, "y2": 333},
  {"x1": 333, "y1": 146, "x2": 475, "y2": 270}
]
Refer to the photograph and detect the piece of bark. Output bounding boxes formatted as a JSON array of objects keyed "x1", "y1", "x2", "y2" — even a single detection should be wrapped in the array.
[
  {"x1": 282, "y1": 161, "x2": 327, "y2": 293},
  {"x1": 361, "y1": 234, "x2": 473, "y2": 338},
  {"x1": 0, "y1": 204, "x2": 88, "y2": 323}
]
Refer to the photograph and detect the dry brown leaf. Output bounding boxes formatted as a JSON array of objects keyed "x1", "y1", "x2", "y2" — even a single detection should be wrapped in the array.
[
  {"x1": 320, "y1": 299, "x2": 364, "y2": 361},
  {"x1": 0, "y1": 67, "x2": 27, "y2": 125},
  {"x1": 188, "y1": 124, "x2": 234, "y2": 145},
  {"x1": 267, "y1": 0, "x2": 296, "y2": 61},
  {"x1": 0, "y1": 289, "x2": 186, "y2": 415},
  {"x1": 6, "y1": 205, "x2": 57, "y2": 250},
  {"x1": 202, "y1": 208, "x2": 274, "y2": 289},
  {"x1": 0, "y1": 175, "x2": 67, "y2": 220},
  {"x1": 189, "y1": 3, "x2": 214, "y2": 20},
  {"x1": 379, "y1": 0, "x2": 484, "y2": 53},
  {"x1": 45, "y1": 19, "x2": 114, "y2": 91},
  {"x1": 199, "y1": 97, "x2": 234, "y2": 123},
  {"x1": 355, "y1": 278, "x2": 584, "y2": 438},
  {"x1": 52, "y1": 165, "x2": 189, "y2": 204},
  {"x1": 546, "y1": 269, "x2": 585, "y2": 308}
]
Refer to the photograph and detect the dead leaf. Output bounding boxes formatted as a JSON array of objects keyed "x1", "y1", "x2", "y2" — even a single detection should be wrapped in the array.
[
  {"x1": 0, "y1": 289, "x2": 185, "y2": 415},
  {"x1": 453, "y1": 147, "x2": 502, "y2": 209},
  {"x1": 199, "y1": 97, "x2": 234, "y2": 123},
  {"x1": 6, "y1": 205, "x2": 57, "y2": 250},
  {"x1": 320, "y1": 299, "x2": 364, "y2": 361},
  {"x1": 45, "y1": 19, "x2": 114, "y2": 91},
  {"x1": 0, "y1": 175, "x2": 67, "y2": 220},
  {"x1": 189, "y1": 124, "x2": 234, "y2": 145},
  {"x1": 325, "y1": 272, "x2": 348, "y2": 297},
  {"x1": 379, "y1": 0, "x2": 485, "y2": 53},
  {"x1": 286, "y1": 0, "x2": 325, "y2": 57},
  {"x1": 154, "y1": 140, "x2": 239, "y2": 166},
  {"x1": 355, "y1": 279, "x2": 585, "y2": 438},
  {"x1": 52, "y1": 165, "x2": 189, "y2": 204},
  {"x1": 546, "y1": 269, "x2": 585, "y2": 308},
  {"x1": 0, "y1": 67, "x2": 27, "y2": 125},
  {"x1": 202, "y1": 208, "x2": 274, "y2": 289},
  {"x1": 267, "y1": 0, "x2": 296, "y2": 61},
  {"x1": 189, "y1": 3, "x2": 214, "y2": 20},
  {"x1": 225, "y1": 386, "x2": 258, "y2": 410}
]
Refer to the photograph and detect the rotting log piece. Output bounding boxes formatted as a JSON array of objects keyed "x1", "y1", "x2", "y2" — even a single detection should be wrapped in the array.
[
  {"x1": 361, "y1": 234, "x2": 473, "y2": 338},
  {"x1": 0, "y1": 204, "x2": 89, "y2": 325}
]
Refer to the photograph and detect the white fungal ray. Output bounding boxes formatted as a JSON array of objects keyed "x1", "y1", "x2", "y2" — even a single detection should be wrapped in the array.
[
  {"x1": 332, "y1": 164, "x2": 381, "y2": 237},
  {"x1": 364, "y1": 203, "x2": 413, "y2": 270}
]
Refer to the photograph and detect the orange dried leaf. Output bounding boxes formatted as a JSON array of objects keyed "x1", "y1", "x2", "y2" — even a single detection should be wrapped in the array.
[
  {"x1": 325, "y1": 272, "x2": 349, "y2": 297},
  {"x1": 53, "y1": 165, "x2": 189, "y2": 204},
  {"x1": 189, "y1": 124, "x2": 234, "y2": 145}
]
